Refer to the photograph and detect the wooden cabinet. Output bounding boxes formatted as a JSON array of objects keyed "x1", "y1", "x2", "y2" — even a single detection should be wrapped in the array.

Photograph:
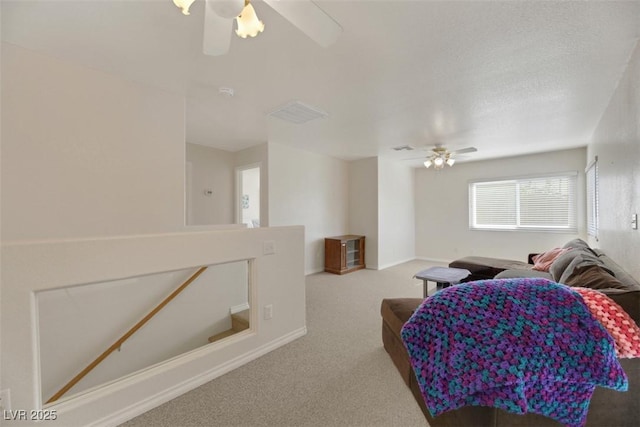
[{"x1": 324, "y1": 235, "x2": 365, "y2": 274}]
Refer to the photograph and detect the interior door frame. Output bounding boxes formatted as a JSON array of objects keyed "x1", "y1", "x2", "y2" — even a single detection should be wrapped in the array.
[
  {"x1": 235, "y1": 162, "x2": 261, "y2": 226},
  {"x1": 185, "y1": 161, "x2": 194, "y2": 226}
]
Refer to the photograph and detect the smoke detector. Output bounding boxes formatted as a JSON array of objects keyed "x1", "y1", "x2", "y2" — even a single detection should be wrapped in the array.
[{"x1": 219, "y1": 87, "x2": 235, "y2": 97}]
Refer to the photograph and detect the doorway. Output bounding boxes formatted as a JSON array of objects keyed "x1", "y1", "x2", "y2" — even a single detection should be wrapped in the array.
[
  {"x1": 185, "y1": 161, "x2": 195, "y2": 226},
  {"x1": 236, "y1": 164, "x2": 261, "y2": 227}
]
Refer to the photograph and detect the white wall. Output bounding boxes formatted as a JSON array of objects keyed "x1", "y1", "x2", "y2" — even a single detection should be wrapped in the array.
[
  {"x1": 3, "y1": 227, "x2": 306, "y2": 427},
  {"x1": 1, "y1": 44, "x2": 305, "y2": 426},
  {"x1": 37, "y1": 261, "x2": 248, "y2": 401},
  {"x1": 415, "y1": 148, "x2": 587, "y2": 263},
  {"x1": 268, "y1": 142, "x2": 349, "y2": 274},
  {"x1": 185, "y1": 143, "x2": 234, "y2": 225},
  {"x1": 1, "y1": 43, "x2": 185, "y2": 241},
  {"x1": 588, "y1": 40, "x2": 640, "y2": 280},
  {"x1": 377, "y1": 157, "x2": 416, "y2": 269},
  {"x1": 185, "y1": 143, "x2": 268, "y2": 227},
  {"x1": 348, "y1": 158, "x2": 378, "y2": 269}
]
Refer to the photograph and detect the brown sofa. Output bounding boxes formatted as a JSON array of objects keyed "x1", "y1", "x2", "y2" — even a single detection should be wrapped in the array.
[{"x1": 381, "y1": 239, "x2": 640, "y2": 426}]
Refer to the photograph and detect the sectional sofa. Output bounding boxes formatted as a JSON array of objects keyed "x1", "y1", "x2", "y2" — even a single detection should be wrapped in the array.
[{"x1": 381, "y1": 239, "x2": 640, "y2": 426}]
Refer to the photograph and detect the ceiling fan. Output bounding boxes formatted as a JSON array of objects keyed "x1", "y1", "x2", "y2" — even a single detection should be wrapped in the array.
[
  {"x1": 406, "y1": 145, "x2": 478, "y2": 169},
  {"x1": 173, "y1": 0, "x2": 343, "y2": 56}
]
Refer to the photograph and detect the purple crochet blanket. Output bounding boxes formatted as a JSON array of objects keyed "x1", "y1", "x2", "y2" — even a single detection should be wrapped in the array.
[{"x1": 401, "y1": 278, "x2": 628, "y2": 427}]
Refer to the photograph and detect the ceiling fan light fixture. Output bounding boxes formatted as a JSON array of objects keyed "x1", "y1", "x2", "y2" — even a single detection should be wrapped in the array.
[
  {"x1": 417, "y1": 146, "x2": 475, "y2": 170},
  {"x1": 173, "y1": 0, "x2": 196, "y2": 15},
  {"x1": 236, "y1": 1, "x2": 265, "y2": 38}
]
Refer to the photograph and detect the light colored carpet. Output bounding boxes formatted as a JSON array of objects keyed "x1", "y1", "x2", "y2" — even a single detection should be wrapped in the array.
[{"x1": 121, "y1": 260, "x2": 440, "y2": 427}]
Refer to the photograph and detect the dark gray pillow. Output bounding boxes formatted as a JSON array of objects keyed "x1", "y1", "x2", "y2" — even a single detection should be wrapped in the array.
[
  {"x1": 598, "y1": 254, "x2": 640, "y2": 289},
  {"x1": 558, "y1": 251, "x2": 612, "y2": 284},
  {"x1": 562, "y1": 238, "x2": 591, "y2": 250},
  {"x1": 549, "y1": 249, "x2": 581, "y2": 282},
  {"x1": 563, "y1": 265, "x2": 628, "y2": 290}
]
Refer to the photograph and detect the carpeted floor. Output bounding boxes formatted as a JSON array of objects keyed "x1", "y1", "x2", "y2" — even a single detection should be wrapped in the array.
[{"x1": 121, "y1": 260, "x2": 440, "y2": 427}]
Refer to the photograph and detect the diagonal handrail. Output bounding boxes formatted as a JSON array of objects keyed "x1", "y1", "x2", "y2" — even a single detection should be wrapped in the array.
[{"x1": 46, "y1": 266, "x2": 208, "y2": 404}]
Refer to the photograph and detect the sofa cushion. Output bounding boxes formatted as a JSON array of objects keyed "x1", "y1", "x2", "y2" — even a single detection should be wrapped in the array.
[
  {"x1": 381, "y1": 298, "x2": 425, "y2": 386},
  {"x1": 597, "y1": 254, "x2": 640, "y2": 290},
  {"x1": 494, "y1": 269, "x2": 552, "y2": 280},
  {"x1": 380, "y1": 298, "x2": 422, "y2": 339},
  {"x1": 531, "y1": 247, "x2": 571, "y2": 271},
  {"x1": 449, "y1": 256, "x2": 531, "y2": 281}
]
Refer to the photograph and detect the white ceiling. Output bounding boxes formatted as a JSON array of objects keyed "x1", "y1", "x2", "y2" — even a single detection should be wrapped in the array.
[{"x1": 3, "y1": 1, "x2": 640, "y2": 165}]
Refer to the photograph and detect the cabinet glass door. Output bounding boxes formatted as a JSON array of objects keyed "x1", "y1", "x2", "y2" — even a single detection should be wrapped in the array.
[{"x1": 346, "y1": 239, "x2": 360, "y2": 268}]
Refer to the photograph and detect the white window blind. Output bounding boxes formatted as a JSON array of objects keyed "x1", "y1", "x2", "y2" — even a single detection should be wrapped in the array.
[
  {"x1": 469, "y1": 173, "x2": 577, "y2": 232},
  {"x1": 586, "y1": 157, "x2": 599, "y2": 239}
]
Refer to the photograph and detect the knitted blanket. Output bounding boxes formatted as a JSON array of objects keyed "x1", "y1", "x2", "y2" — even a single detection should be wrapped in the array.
[{"x1": 401, "y1": 278, "x2": 628, "y2": 427}]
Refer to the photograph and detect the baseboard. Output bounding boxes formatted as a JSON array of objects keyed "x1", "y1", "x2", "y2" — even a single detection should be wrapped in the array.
[
  {"x1": 415, "y1": 256, "x2": 451, "y2": 265},
  {"x1": 308, "y1": 258, "x2": 449, "y2": 273},
  {"x1": 92, "y1": 326, "x2": 307, "y2": 427},
  {"x1": 305, "y1": 268, "x2": 324, "y2": 276},
  {"x1": 376, "y1": 257, "x2": 417, "y2": 270}
]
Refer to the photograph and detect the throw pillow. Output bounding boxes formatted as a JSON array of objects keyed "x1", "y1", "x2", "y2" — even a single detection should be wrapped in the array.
[
  {"x1": 532, "y1": 247, "x2": 571, "y2": 272},
  {"x1": 494, "y1": 269, "x2": 552, "y2": 280},
  {"x1": 573, "y1": 287, "x2": 640, "y2": 358}
]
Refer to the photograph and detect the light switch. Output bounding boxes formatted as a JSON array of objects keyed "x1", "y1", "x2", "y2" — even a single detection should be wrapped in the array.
[
  {"x1": 263, "y1": 240, "x2": 276, "y2": 255},
  {"x1": 632, "y1": 213, "x2": 638, "y2": 230}
]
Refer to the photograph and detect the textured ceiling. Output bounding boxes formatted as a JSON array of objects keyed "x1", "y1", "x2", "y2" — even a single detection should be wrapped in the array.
[{"x1": 3, "y1": 1, "x2": 640, "y2": 165}]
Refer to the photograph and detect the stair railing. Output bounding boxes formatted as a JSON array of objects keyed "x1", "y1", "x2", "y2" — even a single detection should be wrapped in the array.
[{"x1": 46, "y1": 266, "x2": 208, "y2": 404}]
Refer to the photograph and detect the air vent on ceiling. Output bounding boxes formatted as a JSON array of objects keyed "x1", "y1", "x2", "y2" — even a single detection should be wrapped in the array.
[
  {"x1": 392, "y1": 145, "x2": 415, "y2": 151},
  {"x1": 267, "y1": 101, "x2": 328, "y2": 124}
]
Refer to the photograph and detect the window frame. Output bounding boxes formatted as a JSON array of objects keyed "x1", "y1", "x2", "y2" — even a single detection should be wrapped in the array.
[
  {"x1": 469, "y1": 171, "x2": 578, "y2": 233},
  {"x1": 585, "y1": 156, "x2": 599, "y2": 240}
]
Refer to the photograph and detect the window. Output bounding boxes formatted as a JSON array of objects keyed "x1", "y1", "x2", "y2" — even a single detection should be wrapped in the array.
[
  {"x1": 469, "y1": 172, "x2": 577, "y2": 232},
  {"x1": 586, "y1": 157, "x2": 599, "y2": 239}
]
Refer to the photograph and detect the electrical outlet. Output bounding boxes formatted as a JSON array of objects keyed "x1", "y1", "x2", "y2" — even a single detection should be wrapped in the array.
[
  {"x1": 632, "y1": 213, "x2": 638, "y2": 230},
  {"x1": 264, "y1": 304, "x2": 273, "y2": 320},
  {"x1": 0, "y1": 389, "x2": 11, "y2": 411},
  {"x1": 263, "y1": 240, "x2": 276, "y2": 255}
]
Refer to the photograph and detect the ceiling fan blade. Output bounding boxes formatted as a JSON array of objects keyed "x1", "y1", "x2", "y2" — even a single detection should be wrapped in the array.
[
  {"x1": 449, "y1": 147, "x2": 477, "y2": 155},
  {"x1": 263, "y1": 0, "x2": 343, "y2": 48},
  {"x1": 203, "y1": 0, "x2": 234, "y2": 56}
]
